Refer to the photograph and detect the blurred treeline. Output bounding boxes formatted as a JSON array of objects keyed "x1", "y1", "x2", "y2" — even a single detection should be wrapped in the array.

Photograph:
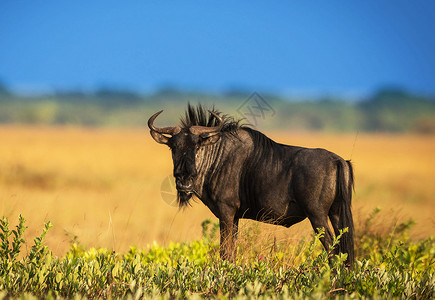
[{"x1": 0, "y1": 82, "x2": 434, "y2": 133}]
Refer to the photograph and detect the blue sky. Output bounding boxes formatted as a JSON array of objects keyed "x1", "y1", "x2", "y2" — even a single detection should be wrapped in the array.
[{"x1": 1, "y1": 1, "x2": 434, "y2": 96}]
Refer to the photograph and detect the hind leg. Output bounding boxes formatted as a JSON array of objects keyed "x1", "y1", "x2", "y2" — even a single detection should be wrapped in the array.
[
  {"x1": 328, "y1": 201, "x2": 341, "y2": 237},
  {"x1": 329, "y1": 201, "x2": 355, "y2": 266},
  {"x1": 292, "y1": 160, "x2": 338, "y2": 257},
  {"x1": 307, "y1": 214, "x2": 336, "y2": 255},
  {"x1": 300, "y1": 188, "x2": 337, "y2": 255},
  {"x1": 328, "y1": 202, "x2": 341, "y2": 257}
]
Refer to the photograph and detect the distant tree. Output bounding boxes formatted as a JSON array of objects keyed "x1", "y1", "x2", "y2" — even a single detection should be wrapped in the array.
[
  {"x1": 153, "y1": 84, "x2": 183, "y2": 97},
  {"x1": 94, "y1": 87, "x2": 142, "y2": 106},
  {"x1": 370, "y1": 87, "x2": 409, "y2": 102},
  {"x1": 54, "y1": 89, "x2": 88, "y2": 100},
  {"x1": 0, "y1": 80, "x2": 12, "y2": 97},
  {"x1": 222, "y1": 86, "x2": 251, "y2": 98},
  {"x1": 358, "y1": 87, "x2": 435, "y2": 131}
]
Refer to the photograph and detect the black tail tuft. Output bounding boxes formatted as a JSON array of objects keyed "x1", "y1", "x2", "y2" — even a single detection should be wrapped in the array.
[{"x1": 337, "y1": 160, "x2": 355, "y2": 266}]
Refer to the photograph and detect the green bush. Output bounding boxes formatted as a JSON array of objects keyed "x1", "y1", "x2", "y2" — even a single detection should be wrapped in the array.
[{"x1": 0, "y1": 214, "x2": 433, "y2": 299}]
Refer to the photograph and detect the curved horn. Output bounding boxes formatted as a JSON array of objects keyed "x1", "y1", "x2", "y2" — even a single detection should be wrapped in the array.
[
  {"x1": 148, "y1": 110, "x2": 181, "y2": 135},
  {"x1": 189, "y1": 111, "x2": 224, "y2": 136}
]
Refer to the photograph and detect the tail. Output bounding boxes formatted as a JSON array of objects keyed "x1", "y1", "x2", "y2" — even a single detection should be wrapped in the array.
[{"x1": 336, "y1": 160, "x2": 355, "y2": 266}]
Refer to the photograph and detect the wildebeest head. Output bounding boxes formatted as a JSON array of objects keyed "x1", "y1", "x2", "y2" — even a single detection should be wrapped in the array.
[{"x1": 148, "y1": 109, "x2": 223, "y2": 205}]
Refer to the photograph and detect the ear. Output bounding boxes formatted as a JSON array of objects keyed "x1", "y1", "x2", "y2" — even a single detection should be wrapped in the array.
[
  {"x1": 199, "y1": 133, "x2": 221, "y2": 146},
  {"x1": 150, "y1": 130, "x2": 169, "y2": 144}
]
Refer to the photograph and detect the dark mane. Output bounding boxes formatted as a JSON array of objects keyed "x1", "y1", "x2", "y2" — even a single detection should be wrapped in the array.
[
  {"x1": 180, "y1": 103, "x2": 245, "y2": 134},
  {"x1": 181, "y1": 103, "x2": 283, "y2": 158}
]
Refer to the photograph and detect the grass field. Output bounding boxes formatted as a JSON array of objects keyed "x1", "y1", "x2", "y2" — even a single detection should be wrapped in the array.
[{"x1": 0, "y1": 125, "x2": 434, "y2": 257}]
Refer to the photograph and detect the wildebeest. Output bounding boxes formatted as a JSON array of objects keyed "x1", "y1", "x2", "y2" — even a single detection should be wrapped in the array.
[{"x1": 148, "y1": 104, "x2": 355, "y2": 265}]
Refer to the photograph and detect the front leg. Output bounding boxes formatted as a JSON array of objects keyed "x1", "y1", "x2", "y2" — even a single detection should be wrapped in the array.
[{"x1": 219, "y1": 217, "x2": 239, "y2": 262}]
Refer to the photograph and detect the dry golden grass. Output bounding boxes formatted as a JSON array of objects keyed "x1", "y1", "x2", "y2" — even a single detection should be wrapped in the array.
[{"x1": 0, "y1": 125, "x2": 433, "y2": 256}]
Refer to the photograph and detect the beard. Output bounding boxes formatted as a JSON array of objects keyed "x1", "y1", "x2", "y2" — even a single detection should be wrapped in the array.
[{"x1": 177, "y1": 191, "x2": 193, "y2": 208}]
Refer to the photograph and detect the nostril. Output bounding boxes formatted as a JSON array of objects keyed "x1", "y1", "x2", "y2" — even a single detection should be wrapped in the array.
[{"x1": 175, "y1": 177, "x2": 193, "y2": 190}]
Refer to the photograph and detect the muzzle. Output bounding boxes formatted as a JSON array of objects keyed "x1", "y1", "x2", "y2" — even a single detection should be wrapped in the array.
[{"x1": 175, "y1": 177, "x2": 194, "y2": 193}]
